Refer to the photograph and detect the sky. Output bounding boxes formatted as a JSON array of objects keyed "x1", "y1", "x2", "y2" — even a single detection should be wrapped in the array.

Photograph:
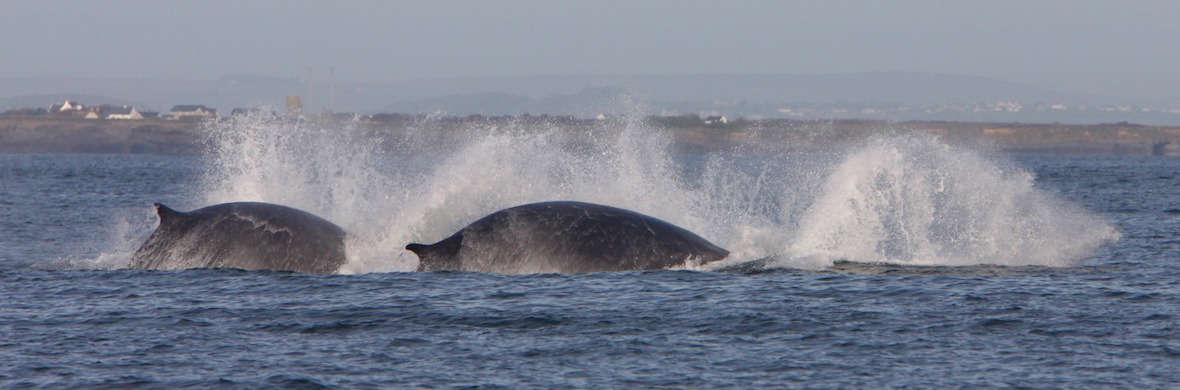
[{"x1": 1, "y1": 0, "x2": 1178, "y2": 100}]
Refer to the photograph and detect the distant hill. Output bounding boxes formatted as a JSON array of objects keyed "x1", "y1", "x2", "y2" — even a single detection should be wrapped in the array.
[
  {"x1": 385, "y1": 87, "x2": 633, "y2": 117},
  {"x1": 0, "y1": 75, "x2": 305, "y2": 113},
  {"x1": 0, "y1": 94, "x2": 146, "y2": 112},
  {"x1": 425, "y1": 73, "x2": 1081, "y2": 105},
  {"x1": 3, "y1": 73, "x2": 1178, "y2": 124}
]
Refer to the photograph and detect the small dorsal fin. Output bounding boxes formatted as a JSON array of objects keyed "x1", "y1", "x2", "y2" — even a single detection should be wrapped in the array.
[
  {"x1": 406, "y1": 238, "x2": 463, "y2": 271},
  {"x1": 405, "y1": 243, "x2": 428, "y2": 255},
  {"x1": 153, "y1": 203, "x2": 186, "y2": 224}
]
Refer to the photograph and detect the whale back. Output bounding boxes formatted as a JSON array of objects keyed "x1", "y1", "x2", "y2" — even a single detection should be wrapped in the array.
[
  {"x1": 407, "y1": 201, "x2": 729, "y2": 273},
  {"x1": 129, "y1": 202, "x2": 347, "y2": 274}
]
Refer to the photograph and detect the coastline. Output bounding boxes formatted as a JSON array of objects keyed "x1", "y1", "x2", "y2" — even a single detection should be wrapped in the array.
[
  {"x1": 0, "y1": 117, "x2": 200, "y2": 154},
  {"x1": 2, "y1": 116, "x2": 1178, "y2": 156}
]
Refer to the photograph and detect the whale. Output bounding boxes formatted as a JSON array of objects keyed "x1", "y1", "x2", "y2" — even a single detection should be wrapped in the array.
[
  {"x1": 406, "y1": 201, "x2": 729, "y2": 274},
  {"x1": 129, "y1": 202, "x2": 347, "y2": 274}
]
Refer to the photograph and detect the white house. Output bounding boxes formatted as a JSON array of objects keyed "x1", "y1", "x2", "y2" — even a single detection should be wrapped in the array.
[
  {"x1": 169, "y1": 104, "x2": 217, "y2": 120},
  {"x1": 49, "y1": 100, "x2": 85, "y2": 113},
  {"x1": 103, "y1": 105, "x2": 144, "y2": 120},
  {"x1": 703, "y1": 115, "x2": 728, "y2": 125}
]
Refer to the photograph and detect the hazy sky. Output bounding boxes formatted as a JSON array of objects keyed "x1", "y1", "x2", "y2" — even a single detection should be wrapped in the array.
[{"x1": 2, "y1": 0, "x2": 1178, "y2": 99}]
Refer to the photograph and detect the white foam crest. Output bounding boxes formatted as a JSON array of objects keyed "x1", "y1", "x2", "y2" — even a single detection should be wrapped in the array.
[{"x1": 784, "y1": 133, "x2": 1120, "y2": 267}]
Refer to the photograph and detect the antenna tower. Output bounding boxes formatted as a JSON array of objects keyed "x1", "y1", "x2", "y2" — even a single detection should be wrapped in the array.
[{"x1": 306, "y1": 66, "x2": 315, "y2": 114}]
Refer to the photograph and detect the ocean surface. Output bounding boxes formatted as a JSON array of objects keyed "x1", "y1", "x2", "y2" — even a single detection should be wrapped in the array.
[{"x1": 1, "y1": 117, "x2": 1177, "y2": 388}]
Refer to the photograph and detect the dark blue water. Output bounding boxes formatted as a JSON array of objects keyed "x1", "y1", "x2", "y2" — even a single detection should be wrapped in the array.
[{"x1": 2, "y1": 152, "x2": 1179, "y2": 388}]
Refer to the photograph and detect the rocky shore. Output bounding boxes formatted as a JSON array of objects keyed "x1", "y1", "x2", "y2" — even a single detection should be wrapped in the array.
[{"x1": 2, "y1": 116, "x2": 1178, "y2": 156}]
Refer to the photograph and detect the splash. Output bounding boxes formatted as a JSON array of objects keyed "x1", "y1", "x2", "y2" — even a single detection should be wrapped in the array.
[
  {"x1": 201, "y1": 112, "x2": 393, "y2": 220},
  {"x1": 61, "y1": 205, "x2": 162, "y2": 271},
  {"x1": 200, "y1": 111, "x2": 407, "y2": 272},
  {"x1": 363, "y1": 116, "x2": 714, "y2": 273},
  {"x1": 195, "y1": 111, "x2": 1118, "y2": 273},
  {"x1": 784, "y1": 133, "x2": 1119, "y2": 268}
]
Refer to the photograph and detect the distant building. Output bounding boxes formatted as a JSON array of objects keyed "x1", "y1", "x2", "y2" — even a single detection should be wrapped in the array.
[
  {"x1": 49, "y1": 100, "x2": 85, "y2": 113},
  {"x1": 99, "y1": 105, "x2": 144, "y2": 120},
  {"x1": 286, "y1": 96, "x2": 303, "y2": 116},
  {"x1": 169, "y1": 105, "x2": 217, "y2": 120},
  {"x1": 704, "y1": 115, "x2": 728, "y2": 125},
  {"x1": 230, "y1": 107, "x2": 262, "y2": 117}
]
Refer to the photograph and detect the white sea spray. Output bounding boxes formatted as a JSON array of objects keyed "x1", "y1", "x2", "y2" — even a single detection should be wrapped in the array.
[{"x1": 194, "y1": 111, "x2": 1119, "y2": 272}]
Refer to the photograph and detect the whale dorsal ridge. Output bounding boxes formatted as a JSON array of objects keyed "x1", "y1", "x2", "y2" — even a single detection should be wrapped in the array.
[
  {"x1": 153, "y1": 203, "x2": 187, "y2": 225},
  {"x1": 406, "y1": 239, "x2": 463, "y2": 271},
  {"x1": 405, "y1": 243, "x2": 428, "y2": 255}
]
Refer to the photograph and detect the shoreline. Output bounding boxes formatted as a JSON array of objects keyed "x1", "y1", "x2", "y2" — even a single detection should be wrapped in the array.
[{"x1": 2, "y1": 116, "x2": 1178, "y2": 156}]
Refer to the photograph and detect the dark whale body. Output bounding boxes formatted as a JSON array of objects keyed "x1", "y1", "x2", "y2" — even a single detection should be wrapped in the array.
[
  {"x1": 129, "y1": 202, "x2": 347, "y2": 274},
  {"x1": 406, "y1": 201, "x2": 729, "y2": 274}
]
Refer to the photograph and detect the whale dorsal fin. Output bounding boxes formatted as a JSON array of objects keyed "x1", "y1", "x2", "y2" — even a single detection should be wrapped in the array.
[
  {"x1": 405, "y1": 243, "x2": 428, "y2": 255},
  {"x1": 154, "y1": 203, "x2": 186, "y2": 225},
  {"x1": 406, "y1": 237, "x2": 464, "y2": 271},
  {"x1": 406, "y1": 243, "x2": 434, "y2": 271}
]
